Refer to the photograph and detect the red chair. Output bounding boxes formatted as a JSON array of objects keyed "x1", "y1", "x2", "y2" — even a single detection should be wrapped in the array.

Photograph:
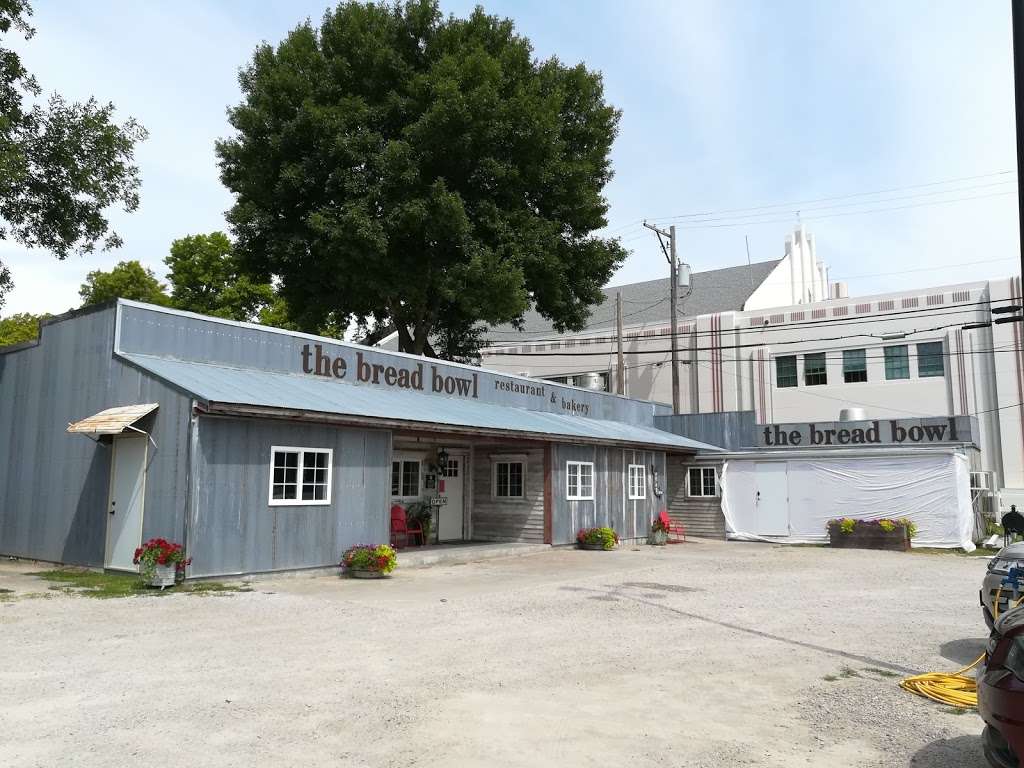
[
  {"x1": 390, "y1": 504, "x2": 424, "y2": 549},
  {"x1": 659, "y1": 509, "x2": 687, "y2": 544}
]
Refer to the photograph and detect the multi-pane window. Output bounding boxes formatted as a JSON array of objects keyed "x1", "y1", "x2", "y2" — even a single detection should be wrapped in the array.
[
  {"x1": 842, "y1": 349, "x2": 867, "y2": 383},
  {"x1": 688, "y1": 467, "x2": 717, "y2": 497},
  {"x1": 493, "y1": 459, "x2": 525, "y2": 499},
  {"x1": 917, "y1": 342, "x2": 945, "y2": 378},
  {"x1": 775, "y1": 356, "x2": 798, "y2": 388},
  {"x1": 628, "y1": 464, "x2": 646, "y2": 500},
  {"x1": 269, "y1": 447, "x2": 332, "y2": 505},
  {"x1": 804, "y1": 353, "x2": 827, "y2": 386},
  {"x1": 391, "y1": 459, "x2": 421, "y2": 499},
  {"x1": 566, "y1": 461, "x2": 595, "y2": 500},
  {"x1": 884, "y1": 345, "x2": 910, "y2": 380}
]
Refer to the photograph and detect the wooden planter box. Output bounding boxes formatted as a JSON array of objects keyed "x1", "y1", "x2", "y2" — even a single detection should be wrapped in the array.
[{"x1": 827, "y1": 523, "x2": 910, "y2": 552}]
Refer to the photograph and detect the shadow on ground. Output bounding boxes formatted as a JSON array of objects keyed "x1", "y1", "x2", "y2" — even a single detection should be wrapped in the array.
[
  {"x1": 910, "y1": 734, "x2": 986, "y2": 767},
  {"x1": 940, "y1": 638, "x2": 988, "y2": 667}
]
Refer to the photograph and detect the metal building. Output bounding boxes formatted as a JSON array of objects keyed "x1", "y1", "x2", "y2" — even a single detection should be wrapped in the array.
[{"x1": 0, "y1": 300, "x2": 717, "y2": 577}]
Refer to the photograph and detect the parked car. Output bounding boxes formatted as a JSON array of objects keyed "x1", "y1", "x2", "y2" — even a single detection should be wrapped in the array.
[
  {"x1": 979, "y1": 607, "x2": 1024, "y2": 767},
  {"x1": 982, "y1": 543, "x2": 1024, "y2": 630}
]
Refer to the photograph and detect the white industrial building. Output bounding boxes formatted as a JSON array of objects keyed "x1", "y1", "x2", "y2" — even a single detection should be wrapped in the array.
[{"x1": 479, "y1": 226, "x2": 1024, "y2": 523}]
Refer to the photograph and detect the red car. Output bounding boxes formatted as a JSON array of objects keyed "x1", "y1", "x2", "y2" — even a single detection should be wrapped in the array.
[{"x1": 979, "y1": 607, "x2": 1024, "y2": 767}]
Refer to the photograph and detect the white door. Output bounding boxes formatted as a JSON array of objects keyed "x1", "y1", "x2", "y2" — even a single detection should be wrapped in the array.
[
  {"x1": 438, "y1": 455, "x2": 465, "y2": 542},
  {"x1": 105, "y1": 436, "x2": 148, "y2": 570},
  {"x1": 755, "y1": 462, "x2": 789, "y2": 536}
]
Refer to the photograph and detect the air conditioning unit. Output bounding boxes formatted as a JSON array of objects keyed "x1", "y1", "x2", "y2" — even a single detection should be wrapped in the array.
[{"x1": 971, "y1": 472, "x2": 992, "y2": 490}]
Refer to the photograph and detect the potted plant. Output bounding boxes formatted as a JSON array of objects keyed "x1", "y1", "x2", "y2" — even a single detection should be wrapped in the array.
[
  {"x1": 133, "y1": 538, "x2": 191, "y2": 588},
  {"x1": 648, "y1": 511, "x2": 671, "y2": 546},
  {"x1": 826, "y1": 518, "x2": 916, "y2": 552},
  {"x1": 406, "y1": 501, "x2": 434, "y2": 545},
  {"x1": 577, "y1": 527, "x2": 619, "y2": 551},
  {"x1": 341, "y1": 544, "x2": 398, "y2": 578}
]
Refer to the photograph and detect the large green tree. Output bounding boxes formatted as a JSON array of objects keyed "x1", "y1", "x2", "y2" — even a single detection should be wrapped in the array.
[
  {"x1": 165, "y1": 231, "x2": 276, "y2": 321},
  {"x1": 217, "y1": 0, "x2": 624, "y2": 357},
  {"x1": 79, "y1": 260, "x2": 169, "y2": 306},
  {"x1": 0, "y1": 1, "x2": 147, "y2": 310},
  {"x1": 0, "y1": 310, "x2": 47, "y2": 345}
]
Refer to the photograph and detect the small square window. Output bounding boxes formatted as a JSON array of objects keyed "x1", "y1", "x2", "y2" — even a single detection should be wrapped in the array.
[
  {"x1": 775, "y1": 356, "x2": 797, "y2": 388},
  {"x1": 567, "y1": 461, "x2": 594, "y2": 500},
  {"x1": 917, "y1": 342, "x2": 945, "y2": 378},
  {"x1": 269, "y1": 447, "x2": 331, "y2": 506},
  {"x1": 804, "y1": 353, "x2": 827, "y2": 386},
  {"x1": 391, "y1": 459, "x2": 421, "y2": 499},
  {"x1": 493, "y1": 459, "x2": 525, "y2": 499},
  {"x1": 688, "y1": 467, "x2": 717, "y2": 497}
]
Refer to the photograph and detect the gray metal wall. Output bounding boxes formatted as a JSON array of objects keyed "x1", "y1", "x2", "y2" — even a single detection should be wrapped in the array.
[
  {"x1": 187, "y1": 416, "x2": 390, "y2": 576},
  {"x1": 665, "y1": 454, "x2": 726, "y2": 539},
  {"x1": 654, "y1": 411, "x2": 756, "y2": 451},
  {"x1": 0, "y1": 305, "x2": 197, "y2": 566},
  {"x1": 549, "y1": 444, "x2": 666, "y2": 545},
  {"x1": 116, "y1": 303, "x2": 662, "y2": 426},
  {"x1": 470, "y1": 444, "x2": 545, "y2": 542}
]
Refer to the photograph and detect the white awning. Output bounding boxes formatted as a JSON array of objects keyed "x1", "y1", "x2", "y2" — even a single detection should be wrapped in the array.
[{"x1": 67, "y1": 403, "x2": 159, "y2": 436}]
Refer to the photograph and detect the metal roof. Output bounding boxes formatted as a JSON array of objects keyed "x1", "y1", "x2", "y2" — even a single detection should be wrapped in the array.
[
  {"x1": 67, "y1": 403, "x2": 159, "y2": 436},
  {"x1": 120, "y1": 353, "x2": 721, "y2": 452}
]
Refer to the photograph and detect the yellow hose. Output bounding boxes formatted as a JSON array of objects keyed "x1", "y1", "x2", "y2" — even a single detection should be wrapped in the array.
[{"x1": 898, "y1": 586, "x2": 1014, "y2": 709}]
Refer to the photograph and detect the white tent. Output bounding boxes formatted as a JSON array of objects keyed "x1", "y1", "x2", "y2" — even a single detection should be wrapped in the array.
[{"x1": 720, "y1": 448, "x2": 975, "y2": 550}]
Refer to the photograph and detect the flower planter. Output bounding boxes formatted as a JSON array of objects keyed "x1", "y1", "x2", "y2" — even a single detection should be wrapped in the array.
[
  {"x1": 827, "y1": 522, "x2": 911, "y2": 552},
  {"x1": 346, "y1": 567, "x2": 389, "y2": 579},
  {"x1": 148, "y1": 564, "x2": 177, "y2": 588},
  {"x1": 648, "y1": 530, "x2": 669, "y2": 546},
  {"x1": 578, "y1": 542, "x2": 613, "y2": 551}
]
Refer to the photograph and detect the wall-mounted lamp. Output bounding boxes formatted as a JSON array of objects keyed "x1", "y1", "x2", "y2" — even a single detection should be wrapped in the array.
[
  {"x1": 436, "y1": 447, "x2": 449, "y2": 470},
  {"x1": 651, "y1": 463, "x2": 664, "y2": 498}
]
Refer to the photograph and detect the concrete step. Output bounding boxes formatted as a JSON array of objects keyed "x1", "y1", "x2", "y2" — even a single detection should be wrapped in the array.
[{"x1": 397, "y1": 542, "x2": 550, "y2": 568}]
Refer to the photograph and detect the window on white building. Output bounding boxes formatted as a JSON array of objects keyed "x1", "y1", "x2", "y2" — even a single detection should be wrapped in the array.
[
  {"x1": 843, "y1": 349, "x2": 867, "y2": 383},
  {"x1": 628, "y1": 464, "x2": 646, "y2": 500},
  {"x1": 566, "y1": 461, "x2": 595, "y2": 500},
  {"x1": 884, "y1": 346, "x2": 910, "y2": 380},
  {"x1": 804, "y1": 353, "x2": 827, "y2": 386},
  {"x1": 688, "y1": 467, "x2": 717, "y2": 497},
  {"x1": 269, "y1": 447, "x2": 332, "y2": 505},
  {"x1": 776, "y1": 356, "x2": 798, "y2": 388},
  {"x1": 917, "y1": 342, "x2": 945, "y2": 378}
]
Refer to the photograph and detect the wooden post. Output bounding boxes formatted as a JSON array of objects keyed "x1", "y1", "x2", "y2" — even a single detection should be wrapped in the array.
[{"x1": 615, "y1": 291, "x2": 625, "y2": 395}]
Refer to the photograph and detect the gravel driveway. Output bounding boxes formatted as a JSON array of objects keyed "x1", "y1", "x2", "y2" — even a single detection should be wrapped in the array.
[{"x1": 0, "y1": 540, "x2": 992, "y2": 767}]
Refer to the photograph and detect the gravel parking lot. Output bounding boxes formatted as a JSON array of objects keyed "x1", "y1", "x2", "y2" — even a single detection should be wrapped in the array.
[{"x1": 0, "y1": 540, "x2": 992, "y2": 767}]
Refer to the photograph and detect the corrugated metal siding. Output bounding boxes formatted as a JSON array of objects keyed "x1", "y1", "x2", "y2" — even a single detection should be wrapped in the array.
[
  {"x1": 0, "y1": 307, "x2": 118, "y2": 565},
  {"x1": 188, "y1": 417, "x2": 390, "y2": 576},
  {"x1": 666, "y1": 456, "x2": 726, "y2": 539},
  {"x1": 654, "y1": 411, "x2": 755, "y2": 451},
  {"x1": 470, "y1": 444, "x2": 545, "y2": 542},
  {"x1": 0, "y1": 306, "x2": 202, "y2": 567},
  {"x1": 550, "y1": 444, "x2": 666, "y2": 544}
]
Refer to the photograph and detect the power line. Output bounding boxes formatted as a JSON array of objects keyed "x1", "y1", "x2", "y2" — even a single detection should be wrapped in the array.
[{"x1": 482, "y1": 296, "x2": 1015, "y2": 347}]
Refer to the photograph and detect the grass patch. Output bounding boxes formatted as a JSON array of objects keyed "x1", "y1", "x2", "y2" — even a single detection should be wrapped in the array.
[
  {"x1": 839, "y1": 666, "x2": 861, "y2": 679},
  {"x1": 822, "y1": 674, "x2": 839, "y2": 682},
  {"x1": 909, "y1": 547, "x2": 1000, "y2": 557},
  {"x1": 863, "y1": 667, "x2": 901, "y2": 678},
  {"x1": 28, "y1": 569, "x2": 252, "y2": 599}
]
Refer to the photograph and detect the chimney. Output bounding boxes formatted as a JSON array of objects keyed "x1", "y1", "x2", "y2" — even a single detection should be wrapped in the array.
[{"x1": 830, "y1": 281, "x2": 849, "y2": 299}]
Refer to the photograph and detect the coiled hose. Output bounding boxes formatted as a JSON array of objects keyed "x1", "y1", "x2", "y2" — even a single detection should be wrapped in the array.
[{"x1": 898, "y1": 586, "x2": 1018, "y2": 708}]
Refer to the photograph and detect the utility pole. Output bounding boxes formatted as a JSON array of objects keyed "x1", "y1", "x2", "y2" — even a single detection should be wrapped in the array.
[
  {"x1": 615, "y1": 291, "x2": 625, "y2": 395},
  {"x1": 643, "y1": 221, "x2": 681, "y2": 414},
  {"x1": 1014, "y1": 0, "x2": 1024, "y2": 282}
]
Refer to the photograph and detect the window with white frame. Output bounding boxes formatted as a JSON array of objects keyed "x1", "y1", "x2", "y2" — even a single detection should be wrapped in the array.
[
  {"x1": 390, "y1": 458, "x2": 421, "y2": 499},
  {"x1": 688, "y1": 466, "x2": 717, "y2": 497},
  {"x1": 628, "y1": 464, "x2": 646, "y2": 500},
  {"x1": 566, "y1": 461, "x2": 595, "y2": 500},
  {"x1": 269, "y1": 447, "x2": 332, "y2": 505},
  {"x1": 492, "y1": 455, "x2": 525, "y2": 499}
]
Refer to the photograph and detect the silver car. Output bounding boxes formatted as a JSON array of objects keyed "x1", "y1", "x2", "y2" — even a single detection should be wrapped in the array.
[{"x1": 983, "y1": 541, "x2": 1024, "y2": 630}]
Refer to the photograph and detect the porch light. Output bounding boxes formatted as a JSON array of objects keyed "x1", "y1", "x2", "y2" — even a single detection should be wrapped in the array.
[{"x1": 437, "y1": 447, "x2": 449, "y2": 470}]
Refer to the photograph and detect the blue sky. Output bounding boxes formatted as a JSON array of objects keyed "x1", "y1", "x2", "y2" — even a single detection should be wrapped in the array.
[{"x1": 1, "y1": 0, "x2": 1018, "y2": 315}]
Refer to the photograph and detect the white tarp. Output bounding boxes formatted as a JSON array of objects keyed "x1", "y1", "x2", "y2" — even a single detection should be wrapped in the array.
[{"x1": 720, "y1": 451, "x2": 975, "y2": 550}]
